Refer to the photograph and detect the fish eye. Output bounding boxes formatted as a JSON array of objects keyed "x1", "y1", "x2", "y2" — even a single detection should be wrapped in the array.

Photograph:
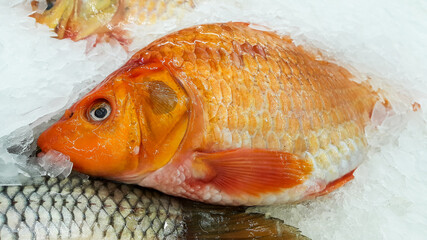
[
  {"x1": 46, "y1": 0, "x2": 55, "y2": 10},
  {"x1": 89, "y1": 101, "x2": 111, "y2": 122}
]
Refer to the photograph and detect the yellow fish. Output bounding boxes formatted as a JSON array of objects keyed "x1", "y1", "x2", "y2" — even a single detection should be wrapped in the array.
[
  {"x1": 30, "y1": 0, "x2": 195, "y2": 44},
  {"x1": 38, "y1": 22, "x2": 380, "y2": 205}
]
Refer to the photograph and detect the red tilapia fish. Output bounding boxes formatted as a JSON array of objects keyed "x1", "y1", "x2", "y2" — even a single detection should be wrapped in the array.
[
  {"x1": 38, "y1": 22, "x2": 380, "y2": 206},
  {"x1": 30, "y1": 0, "x2": 195, "y2": 44}
]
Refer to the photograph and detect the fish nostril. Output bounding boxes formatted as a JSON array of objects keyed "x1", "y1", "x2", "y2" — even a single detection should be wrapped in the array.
[
  {"x1": 59, "y1": 110, "x2": 74, "y2": 121},
  {"x1": 64, "y1": 109, "x2": 74, "y2": 119}
]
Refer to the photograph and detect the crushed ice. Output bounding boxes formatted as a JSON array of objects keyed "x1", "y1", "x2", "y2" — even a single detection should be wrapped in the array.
[{"x1": 36, "y1": 150, "x2": 73, "y2": 178}]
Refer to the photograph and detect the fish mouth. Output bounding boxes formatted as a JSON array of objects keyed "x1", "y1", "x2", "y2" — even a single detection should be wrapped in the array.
[{"x1": 33, "y1": 146, "x2": 43, "y2": 158}]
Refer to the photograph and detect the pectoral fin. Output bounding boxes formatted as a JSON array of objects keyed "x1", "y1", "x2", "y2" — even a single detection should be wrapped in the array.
[{"x1": 192, "y1": 149, "x2": 313, "y2": 197}]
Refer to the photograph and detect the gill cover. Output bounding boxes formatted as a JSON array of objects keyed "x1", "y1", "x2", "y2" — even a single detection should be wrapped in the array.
[
  {"x1": 38, "y1": 61, "x2": 190, "y2": 180},
  {"x1": 121, "y1": 61, "x2": 190, "y2": 181}
]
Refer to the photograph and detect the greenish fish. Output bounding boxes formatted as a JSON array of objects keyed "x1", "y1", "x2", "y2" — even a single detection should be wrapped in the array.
[{"x1": 0, "y1": 174, "x2": 309, "y2": 239}]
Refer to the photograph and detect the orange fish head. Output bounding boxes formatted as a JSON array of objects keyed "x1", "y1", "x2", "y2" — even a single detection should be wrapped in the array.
[
  {"x1": 31, "y1": 0, "x2": 119, "y2": 41},
  {"x1": 37, "y1": 73, "x2": 141, "y2": 178},
  {"x1": 38, "y1": 61, "x2": 190, "y2": 181}
]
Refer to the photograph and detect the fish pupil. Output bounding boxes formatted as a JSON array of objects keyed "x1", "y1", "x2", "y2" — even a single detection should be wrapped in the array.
[
  {"x1": 94, "y1": 107, "x2": 108, "y2": 119},
  {"x1": 46, "y1": 0, "x2": 55, "y2": 10}
]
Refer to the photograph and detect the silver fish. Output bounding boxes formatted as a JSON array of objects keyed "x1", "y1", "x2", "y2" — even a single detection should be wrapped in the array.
[{"x1": 0, "y1": 174, "x2": 309, "y2": 239}]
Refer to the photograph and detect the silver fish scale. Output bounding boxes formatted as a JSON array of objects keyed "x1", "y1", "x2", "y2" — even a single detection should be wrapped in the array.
[{"x1": 0, "y1": 176, "x2": 185, "y2": 240}]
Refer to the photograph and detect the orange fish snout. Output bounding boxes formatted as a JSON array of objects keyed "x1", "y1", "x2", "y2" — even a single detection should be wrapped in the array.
[
  {"x1": 37, "y1": 109, "x2": 75, "y2": 154},
  {"x1": 37, "y1": 80, "x2": 142, "y2": 178}
]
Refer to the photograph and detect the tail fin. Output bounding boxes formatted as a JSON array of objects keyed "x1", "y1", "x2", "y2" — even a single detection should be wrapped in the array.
[{"x1": 182, "y1": 200, "x2": 310, "y2": 239}]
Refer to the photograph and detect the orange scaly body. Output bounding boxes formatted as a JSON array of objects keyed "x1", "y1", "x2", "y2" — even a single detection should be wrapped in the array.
[{"x1": 38, "y1": 22, "x2": 379, "y2": 205}]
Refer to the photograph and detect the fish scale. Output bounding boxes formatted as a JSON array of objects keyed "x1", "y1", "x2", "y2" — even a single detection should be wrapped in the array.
[
  {"x1": 0, "y1": 176, "x2": 185, "y2": 239},
  {"x1": 133, "y1": 22, "x2": 379, "y2": 204},
  {"x1": 124, "y1": 0, "x2": 194, "y2": 24},
  {"x1": 144, "y1": 22, "x2": 376, "y2": 171},
  {"x1": 0, "y1": 176, "x2": 309, "y2": 239}
]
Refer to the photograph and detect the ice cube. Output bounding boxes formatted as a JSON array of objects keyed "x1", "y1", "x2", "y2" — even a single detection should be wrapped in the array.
[
  {"x1": 36, "y1": 150, "x2": 73, "y2": 178},
  {"x1": 371, "y1": 101, "x2": 388, "y2": 126}
]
